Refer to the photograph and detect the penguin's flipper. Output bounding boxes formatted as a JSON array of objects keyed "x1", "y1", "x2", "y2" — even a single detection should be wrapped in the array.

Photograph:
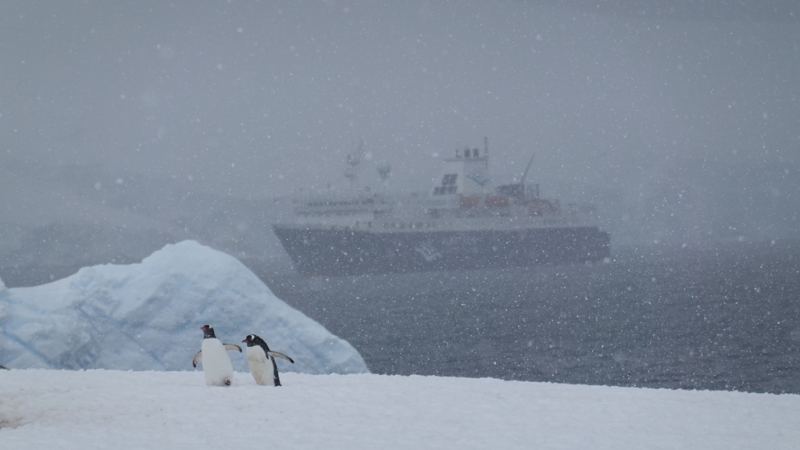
[
  {"x1": 267, "y1": 351, "x2": 294, "y2": 364},
  {"x1": 224, "y1": 344, "x2": 243, "y2": 353},
  {"x1": 192, "y1": 351, "x2": 202, "y2": 368}
]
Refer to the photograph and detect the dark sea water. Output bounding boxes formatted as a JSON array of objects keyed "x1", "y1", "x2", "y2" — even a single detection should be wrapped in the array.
[{"x1": 261, "y1": 241, "x2": 800, "y2": 394}]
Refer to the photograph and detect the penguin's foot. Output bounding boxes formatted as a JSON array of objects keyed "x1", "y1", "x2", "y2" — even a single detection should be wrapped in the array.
[{"x1": 224, "y1": 378, "x2": 232, "y2": 386}]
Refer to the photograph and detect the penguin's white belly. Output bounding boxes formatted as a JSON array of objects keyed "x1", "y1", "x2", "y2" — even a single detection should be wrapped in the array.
[
  {"x1": 246, "y1": 346, "x2": 274, "y2": 386},
  {"x1": 201, "y1": 338, "x2": 234, "y2": 386}
]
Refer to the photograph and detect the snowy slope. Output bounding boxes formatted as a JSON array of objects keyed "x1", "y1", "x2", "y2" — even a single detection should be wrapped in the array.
[
  {"x1": 0, "y1": 241, "x2": 367, "y2": 375},
  {"x1": 1, "y1": 369, "x2": 799, "y2": 450}
]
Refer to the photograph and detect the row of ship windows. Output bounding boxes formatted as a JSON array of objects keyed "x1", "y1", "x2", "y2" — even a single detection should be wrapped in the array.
[
  {"x1": 352, "y1": 222, "x2": 438, "y2": 230},
  {"x1": 352, "y1": 219, "x2": 568, "y2": 228},
  {"x1": 299, "y1": 211, "x2": 365, "y2": 217},
  {"x1": 305, "y1": 198, "x2": 378, "y2": 207},
  {"x1": 385, "y1": 222, "x2": 437, "y2": 230}
]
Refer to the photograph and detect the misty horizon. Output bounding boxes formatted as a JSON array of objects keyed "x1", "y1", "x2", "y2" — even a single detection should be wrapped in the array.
[{"x1": 1, "y1": 1, "x2": 798, "y2": 254}]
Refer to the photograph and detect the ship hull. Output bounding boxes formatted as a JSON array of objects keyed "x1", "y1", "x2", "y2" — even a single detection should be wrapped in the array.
[{"x1": 272, "y1": 225, "x2": 610, "y2": 276}]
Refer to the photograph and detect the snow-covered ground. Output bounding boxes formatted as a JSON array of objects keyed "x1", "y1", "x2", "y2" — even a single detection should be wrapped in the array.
[
  {"x1": 0, "y1": 241, "x2": 367, "y2": 375},
  {"x1": 1, "y1": 369, "x2": 798, "y2": 450}
]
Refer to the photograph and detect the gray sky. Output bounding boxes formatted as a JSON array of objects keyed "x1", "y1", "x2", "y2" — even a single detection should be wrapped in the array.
[{"x1": 1, "y1": 1, "x2": 799, "y2": 243}]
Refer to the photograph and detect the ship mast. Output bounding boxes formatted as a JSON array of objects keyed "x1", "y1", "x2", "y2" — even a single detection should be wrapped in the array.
[{"x1": 344, "y1": 138, "x2": 365, "y2": 194}]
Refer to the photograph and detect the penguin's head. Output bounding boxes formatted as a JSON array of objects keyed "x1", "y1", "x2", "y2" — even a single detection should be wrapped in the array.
[
  {"x1": 201, "y1": 325, "x2": 216, "y2": 339},
  {"x1": 242, "y1": 334, "x2": 263, "y2": 347}
]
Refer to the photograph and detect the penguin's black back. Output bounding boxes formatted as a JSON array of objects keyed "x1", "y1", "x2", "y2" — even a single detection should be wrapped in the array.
[{"x1": 269, "y1": 356, "x2": 281, "y2": 387}]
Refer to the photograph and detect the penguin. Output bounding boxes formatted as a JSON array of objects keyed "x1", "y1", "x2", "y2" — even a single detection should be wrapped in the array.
[
  {"x1": 193, "y1": 325, "x2": 242, "y2": 386},
  {"x1": 242, "y1": 334, "x2": 294, "y2": 386}
]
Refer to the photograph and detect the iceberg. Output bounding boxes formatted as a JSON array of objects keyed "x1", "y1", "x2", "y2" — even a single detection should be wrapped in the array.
[{"x1": 0, "y1": 240, "x2": 368, "y2": 374}]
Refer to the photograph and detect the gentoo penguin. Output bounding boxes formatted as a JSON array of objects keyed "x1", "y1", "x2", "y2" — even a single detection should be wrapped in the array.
[
  {"x1": 242, "y1": 334, "x2": 294, "y2": 386},
  {"x1": 193, "y1": 325, "x2": 242, "y2": 386}
]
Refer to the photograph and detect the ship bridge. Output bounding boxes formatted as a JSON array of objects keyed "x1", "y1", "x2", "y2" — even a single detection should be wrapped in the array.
[{"x1": 431, "y1": 147, "x2": 491, "y2": 197}]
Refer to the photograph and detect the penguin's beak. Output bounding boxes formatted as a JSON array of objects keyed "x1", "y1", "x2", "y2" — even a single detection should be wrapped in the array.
[{"x1": 241, "y1": 339, "x2": 247, "y2": 343}]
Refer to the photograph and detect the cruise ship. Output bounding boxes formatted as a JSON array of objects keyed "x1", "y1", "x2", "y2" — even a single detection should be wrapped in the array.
[{"x1": 273, "y1": 141, "x2": 610, "y2": 276}]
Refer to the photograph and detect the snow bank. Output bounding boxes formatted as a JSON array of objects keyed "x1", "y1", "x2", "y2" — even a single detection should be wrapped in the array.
[
  {"x1": 1, "y1": 369, "x2": 799, "y2": 450},
  {"x1": 0, "y1": 240, "x2": 367, "y2": 374}
]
